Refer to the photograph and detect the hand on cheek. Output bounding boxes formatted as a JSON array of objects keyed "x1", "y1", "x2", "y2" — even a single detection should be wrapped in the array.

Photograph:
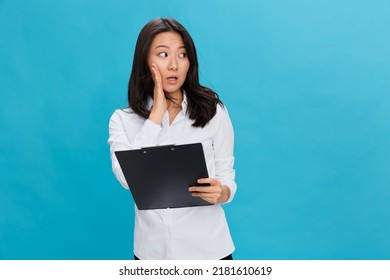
[{"x1": 148, "y1": 63, "x2": 167, "y2": 125}]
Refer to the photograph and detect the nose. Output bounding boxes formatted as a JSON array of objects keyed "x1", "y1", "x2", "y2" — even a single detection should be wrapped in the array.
[{"x1": 168, "y1": 56, "x2": 178, "y2": 71}]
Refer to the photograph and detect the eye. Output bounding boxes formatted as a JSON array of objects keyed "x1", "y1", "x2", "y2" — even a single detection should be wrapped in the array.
[
  {"x1": 178, "y1": 53, "x2": 187, "y2": 58},
  {"x1": 158, "y1": 52, "x2": 168, "y2": 57}
]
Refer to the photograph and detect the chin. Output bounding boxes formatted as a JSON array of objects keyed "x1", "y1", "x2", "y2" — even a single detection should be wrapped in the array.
[{"x1": 163, "y1": 86, "x2": 182, "y2": 94}]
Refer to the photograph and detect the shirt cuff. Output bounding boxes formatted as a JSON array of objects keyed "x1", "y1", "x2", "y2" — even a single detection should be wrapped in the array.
[{"x1": 220, "y1": 179, "x2": 237, "y2": 204}]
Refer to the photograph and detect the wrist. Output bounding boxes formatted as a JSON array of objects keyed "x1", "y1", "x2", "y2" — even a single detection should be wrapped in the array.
[
  {"x1": 218, "y1": 185, "x2": 231, "y2": 204},
  {"x1": 149, "y1": 109, "x2": 165, "y2": 125}
]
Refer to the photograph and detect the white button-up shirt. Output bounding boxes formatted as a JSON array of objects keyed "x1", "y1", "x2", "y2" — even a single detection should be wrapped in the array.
[{"x1": 108, "y1": 94, "x2": 236, "y2": 259}]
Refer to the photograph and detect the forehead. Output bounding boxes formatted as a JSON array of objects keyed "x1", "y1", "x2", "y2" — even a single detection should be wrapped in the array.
[{"x1": 150, "y1": 32, "x2": 185, "y2": 48}]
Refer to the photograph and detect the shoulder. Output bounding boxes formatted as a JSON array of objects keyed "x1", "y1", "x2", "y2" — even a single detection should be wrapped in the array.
[
  {"x1": 110, "y1": 107, "x2": 137, "y2": 120},
  {"x1": 109, "y1": 107, "x2": 144, "y2": 126},
  {"x1": 216, "y1": 103, "x2": 227, "y2": 113},
  {"x1": 215, "y1": 103, "x2": 232, "y2": 120},
  {"x1": 205, "y1": 103, "x2": 233, "y2": 129}
]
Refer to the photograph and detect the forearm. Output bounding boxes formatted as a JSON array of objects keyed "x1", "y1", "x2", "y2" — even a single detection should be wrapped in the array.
[{"x1": 108, "y1": 111, "x2": 162, "y2": 188}]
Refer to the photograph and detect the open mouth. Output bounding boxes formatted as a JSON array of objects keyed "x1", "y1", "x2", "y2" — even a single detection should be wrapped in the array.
[{"x1": 167, "y1": 76, "x2": 178, "y2": 81}]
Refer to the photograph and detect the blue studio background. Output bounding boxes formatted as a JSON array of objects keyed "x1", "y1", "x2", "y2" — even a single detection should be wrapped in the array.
[{"x1": 1, "y1": 0, "x2": 389, "y2": 259}]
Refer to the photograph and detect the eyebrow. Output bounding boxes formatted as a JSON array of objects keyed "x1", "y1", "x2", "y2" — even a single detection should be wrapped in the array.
[{"x1": 155, "y1": 45, "x2": 186, "y2": 49}]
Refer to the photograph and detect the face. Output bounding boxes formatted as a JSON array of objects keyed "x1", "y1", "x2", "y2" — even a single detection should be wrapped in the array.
[{"x1": 147, "y1": 32, "x2": 190, "y2": 96}]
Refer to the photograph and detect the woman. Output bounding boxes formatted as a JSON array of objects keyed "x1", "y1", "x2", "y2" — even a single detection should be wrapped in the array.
[{"x1": 108, "y1": 18, "x2": 236, "y2": 260}]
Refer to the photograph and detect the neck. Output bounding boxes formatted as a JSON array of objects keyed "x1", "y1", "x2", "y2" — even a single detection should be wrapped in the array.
[{"x1": 166, "y1": 89, "x2": 183, "y2": 108}]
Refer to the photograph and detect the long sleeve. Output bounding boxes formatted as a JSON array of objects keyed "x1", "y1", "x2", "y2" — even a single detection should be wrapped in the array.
[
  {"x1": 213, "y1": 105, "x2": 237, "y2": 203},
  {"x1": 107, "y1": 109, "x2": 161, "y2": 189}
]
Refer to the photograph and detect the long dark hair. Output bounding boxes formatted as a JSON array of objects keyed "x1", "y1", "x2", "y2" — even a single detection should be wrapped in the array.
[{"x1": 128, "y1": 18, "x2": 222, "y2": 128}]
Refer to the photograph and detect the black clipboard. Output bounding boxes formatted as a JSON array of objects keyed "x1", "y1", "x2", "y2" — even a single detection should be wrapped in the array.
[{"x1": 115, "y1": 143, "x2": 212, "y2": 210}]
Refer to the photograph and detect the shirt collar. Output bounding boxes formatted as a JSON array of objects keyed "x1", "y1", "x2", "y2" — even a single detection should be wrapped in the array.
[{"x1": 181, "y1": 91, "x2": 188, "y2": 113}]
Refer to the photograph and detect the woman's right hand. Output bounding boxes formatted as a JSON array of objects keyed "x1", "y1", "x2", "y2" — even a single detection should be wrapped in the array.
[{"x1": 148, "y1": 63, "x2": 167, "y2": 125}]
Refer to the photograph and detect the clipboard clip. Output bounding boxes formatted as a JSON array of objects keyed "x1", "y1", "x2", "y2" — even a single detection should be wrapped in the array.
[{"x1": 141, "y1": 144, "x2": 176, "y2": 154}]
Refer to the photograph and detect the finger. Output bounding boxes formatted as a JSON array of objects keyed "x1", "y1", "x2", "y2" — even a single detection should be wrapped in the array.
[
  {"x1": 192, "y1": 192, "x2": 219, "y2": 199},
  {"x1": 197, "y1": 178, "x2": 220, "y2": 186},
  {"x1": 189, "y1": 186, "x2": 220, "y2": 193},
  {"x1": 150, "y1": 64, "x2": 157, "y2": 82},
  {"x1": 151, "y1": 64, "x2": 162, "y2": 87},
  {"x1": 191, "y1": 192, "x2": 219, "y2": 204}
]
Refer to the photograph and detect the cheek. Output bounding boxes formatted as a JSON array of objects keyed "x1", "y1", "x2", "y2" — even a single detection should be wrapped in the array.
[
  {"x1": 147, "y1": 55, "x2": 163, "y2": 69},
  {"x1": 147, "y1": 58, "x2": 155, "y2": 70},
  {"x1": 182, "y1": 62, "x2": 190, "y2": 76},
  {"x1": 149, "y1": 60, "x2": 165, "y2": 72}
]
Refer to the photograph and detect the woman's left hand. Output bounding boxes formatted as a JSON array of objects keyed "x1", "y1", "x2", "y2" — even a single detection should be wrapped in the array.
[{"x1": 189, "y1": 178, "x2": 230, "y2": 204}]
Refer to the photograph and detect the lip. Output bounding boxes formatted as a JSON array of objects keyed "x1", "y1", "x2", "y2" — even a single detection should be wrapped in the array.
[{"x1": 166, "y1": 76, "x2": 179, "y2": 85}]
